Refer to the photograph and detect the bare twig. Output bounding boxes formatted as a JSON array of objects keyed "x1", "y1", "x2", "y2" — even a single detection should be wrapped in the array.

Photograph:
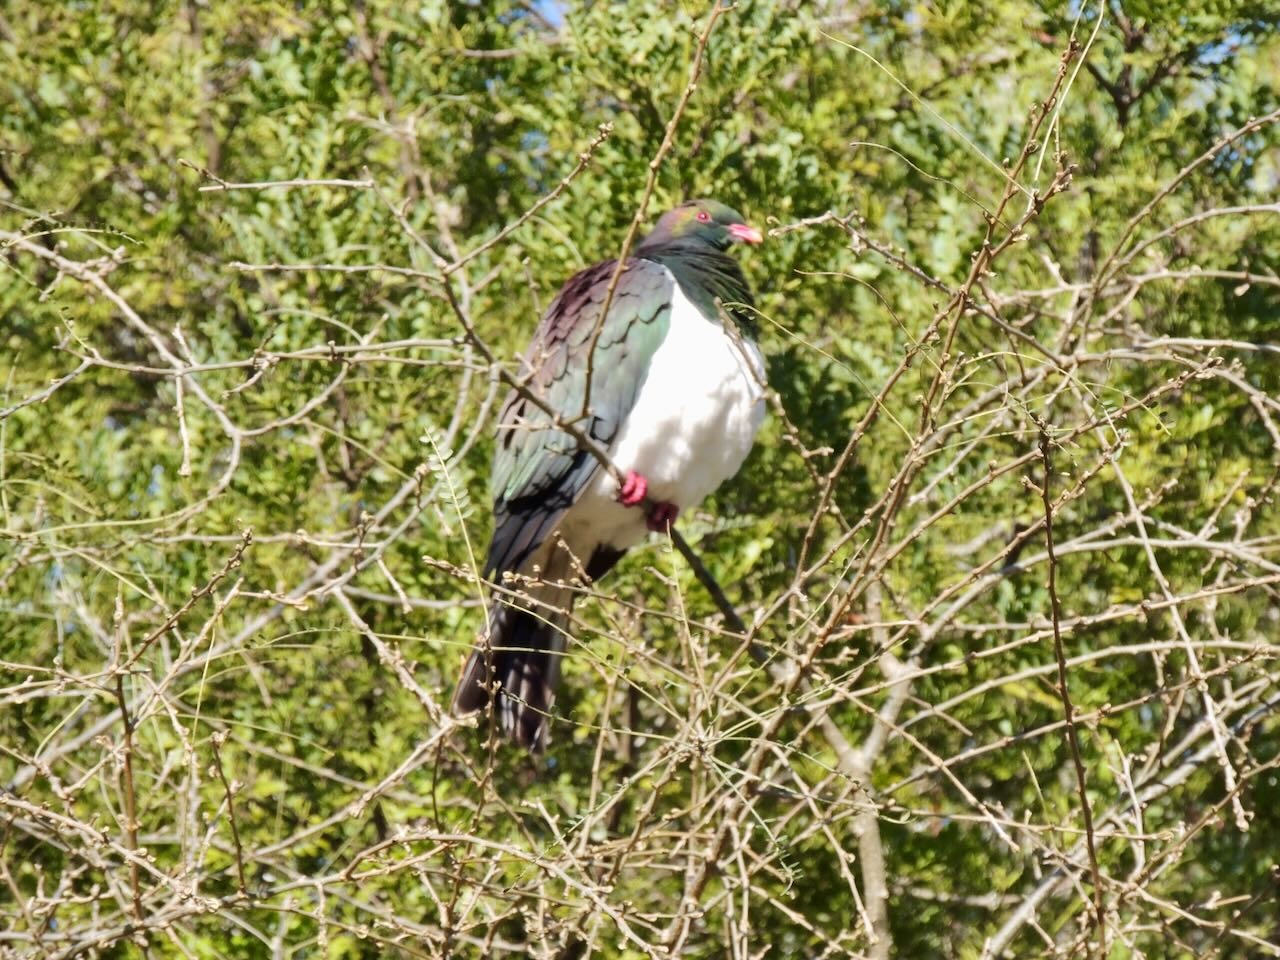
[
  {"x1": 579, "y1": 2, "x2": 733, "y2": 415},
  {"x1": 1037, "y1": 419, "x2": 1106, "y2": 954},
  {"x1": 210, "y1": 731, "x2": 249, "y2": 896}
]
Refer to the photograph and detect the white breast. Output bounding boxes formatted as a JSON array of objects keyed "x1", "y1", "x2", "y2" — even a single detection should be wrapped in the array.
[{"x1": 559, "y1": 278, "x2": 766, "y2": 556}]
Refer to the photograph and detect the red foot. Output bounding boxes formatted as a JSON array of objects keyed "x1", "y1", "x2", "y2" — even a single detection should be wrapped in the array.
[
  {"x1": 647, "y1": 502, "x2": 680, "y2": 532},
  {"x1": 617, "y1": 470, "x2": 648, "y2": 507}
]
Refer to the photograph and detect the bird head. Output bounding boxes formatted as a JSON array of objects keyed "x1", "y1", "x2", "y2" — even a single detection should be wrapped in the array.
[{"x1": 639, "y1": 200, "x2": 763, "y2": 252}]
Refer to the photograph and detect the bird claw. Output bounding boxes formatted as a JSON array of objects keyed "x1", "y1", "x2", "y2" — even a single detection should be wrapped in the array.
[
  {"x1": 618, "y1": 471, "x2": 678, "y2": 530},
  {"x1": 617, "y1": 470, "x2": 648, "y2": 507},
  {"x1": 646, "y1": 502, "x2": 680, "y2": 532}
]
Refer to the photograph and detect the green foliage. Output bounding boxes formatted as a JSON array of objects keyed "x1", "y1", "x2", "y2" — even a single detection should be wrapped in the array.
[{"x1": 3, "y1": 1, "x2": 1279, "y2": 957}]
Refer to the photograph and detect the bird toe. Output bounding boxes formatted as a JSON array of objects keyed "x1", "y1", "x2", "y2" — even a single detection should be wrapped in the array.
[
  {"x1": 618, "y1": 470, "x2": 648, "y2": 507},
  {"x1": 646, "y1": 502, "x2": 680, "y2": 532}
]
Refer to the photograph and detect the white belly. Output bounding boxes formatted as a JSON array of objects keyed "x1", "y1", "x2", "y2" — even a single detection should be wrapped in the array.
[{"x1": 558, "y1": 282, "x2": 766, "y2": 556}]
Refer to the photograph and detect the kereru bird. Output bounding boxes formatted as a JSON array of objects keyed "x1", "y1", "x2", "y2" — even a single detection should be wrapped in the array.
[{"x1": 452, "y1": 199, "x2": 766, "y2": 750}]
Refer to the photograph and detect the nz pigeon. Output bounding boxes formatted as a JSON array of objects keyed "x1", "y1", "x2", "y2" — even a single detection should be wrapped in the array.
[{"x1": 451, "y1": 199, "x2": 766, "y2": 750}]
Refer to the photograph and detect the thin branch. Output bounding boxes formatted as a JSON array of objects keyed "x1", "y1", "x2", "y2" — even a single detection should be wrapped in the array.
[
  {"x1": 445, "y1": 123, "x2": 613, "y2": 275},
  {"x1": 210, "y1": 731, "x2": 249, "y2": 896},
  {"x1": 579, "y1": 2, "x2": 732, "y2": 415},
  {"x1": 1038, "y1": 420, "x2": 1105, "y2": 954},
  {"x1": 110, "y1": 667, "x2": 143, "y2": 922}
]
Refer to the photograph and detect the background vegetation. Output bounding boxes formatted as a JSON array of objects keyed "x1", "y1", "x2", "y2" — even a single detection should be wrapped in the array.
[{"x1": 3, "y1": 1, "x2": 1279, "y2": 957}]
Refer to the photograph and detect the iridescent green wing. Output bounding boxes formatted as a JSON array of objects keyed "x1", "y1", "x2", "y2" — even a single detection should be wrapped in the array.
[{"x1": 485, "y1": 258, "x2": 673, "y2": 577}]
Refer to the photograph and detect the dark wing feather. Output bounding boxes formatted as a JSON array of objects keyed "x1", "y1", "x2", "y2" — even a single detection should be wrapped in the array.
[{"x1": 485, "y1": 258, "x2": 673, "y2": 577}]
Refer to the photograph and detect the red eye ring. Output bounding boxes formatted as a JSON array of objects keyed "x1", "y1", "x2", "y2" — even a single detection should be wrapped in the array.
[{"x1": 696, "y1": 210, "x2": 711, "y2": 222}]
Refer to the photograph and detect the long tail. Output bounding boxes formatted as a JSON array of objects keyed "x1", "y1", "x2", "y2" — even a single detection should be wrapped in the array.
[{"x1": 451, "y1": 595, "x2": 570, "y2": 751}]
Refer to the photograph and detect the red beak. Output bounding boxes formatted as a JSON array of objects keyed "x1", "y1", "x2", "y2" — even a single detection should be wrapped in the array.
[{"x1": 727, "y1": 223, "x2": 764, "y2": 245}]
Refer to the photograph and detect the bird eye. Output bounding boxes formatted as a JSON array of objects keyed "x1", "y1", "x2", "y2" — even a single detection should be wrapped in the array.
[{"x1": 696, "y1": 211, "x2": 711, "y2": 222}]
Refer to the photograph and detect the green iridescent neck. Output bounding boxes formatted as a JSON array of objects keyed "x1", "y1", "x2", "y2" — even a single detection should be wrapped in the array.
[{"x1": 638, "y1": 241, "x2": 758, "y2": 338}]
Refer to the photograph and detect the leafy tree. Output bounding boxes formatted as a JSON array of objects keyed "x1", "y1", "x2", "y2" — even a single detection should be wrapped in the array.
[{"x1": 2, "y1": 1, "x2": 1278, "y2": 956}]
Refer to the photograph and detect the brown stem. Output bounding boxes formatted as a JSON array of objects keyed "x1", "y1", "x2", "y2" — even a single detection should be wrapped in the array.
[
  {"x1": 1038, "y1": 419, "x2": 1106, "y2": 954},
  {"x1": 579, "y1": 2, "x2": 733, "y2": 416},
  {"x1": 210, "y1": 732, "x2": 249, "y2": 896},
  {"x1": 112, "y1": 673, "x2": 143, "y2": 922}
]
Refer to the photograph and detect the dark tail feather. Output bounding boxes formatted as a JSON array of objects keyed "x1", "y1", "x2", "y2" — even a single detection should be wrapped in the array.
[{"x1": 452, "y1": 600, "x2": 567, "y2": 751}]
